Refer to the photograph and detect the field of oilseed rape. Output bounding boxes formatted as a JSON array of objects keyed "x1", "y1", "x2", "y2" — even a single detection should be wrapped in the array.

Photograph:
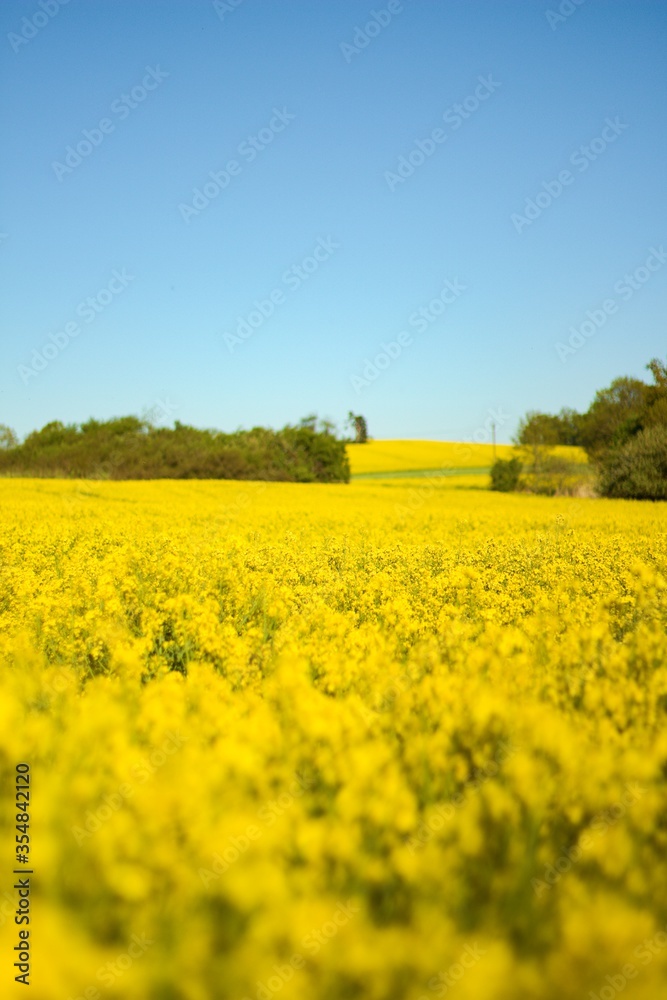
[{"x1": 2, "y1": 462, "x2": 667, "y2": 1000}]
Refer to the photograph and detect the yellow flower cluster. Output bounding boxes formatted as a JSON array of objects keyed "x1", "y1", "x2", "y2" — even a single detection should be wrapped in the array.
[{"x1": 1, "y1": 476, "x2": 666, "y2": 1000}]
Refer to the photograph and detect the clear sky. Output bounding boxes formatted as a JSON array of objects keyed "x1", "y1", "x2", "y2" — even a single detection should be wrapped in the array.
[{"x1": 1, "y1": 0, "x2": 666, "y2": 443}]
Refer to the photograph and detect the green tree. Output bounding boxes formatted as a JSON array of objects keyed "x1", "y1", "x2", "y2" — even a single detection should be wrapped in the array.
[
  {"x1": 347, "y1": 412, "x2": 368, "y2": 444},
  {"x1": 0, "y1": 424, "x2": 18, "y2": 450},
  {"x1": 599, "y1": 424, "x2": 667, "y2": 500},
  {"x1": 555, "y1": 407, "x2": 583, "y2": 446},
  {"x1": 514, "y1": 411, "x2": 561, "y2": 471},
  {"x1": 642, "y1": 358, "x2": 667, "y2": 429},
  {"x1": 579, "y1": 376, "x2": 647, "y2": 459},
  {"x1": 516, "y1": 409, "x2": 583, "y2": 450},
  {"x1": 647, "y1": 357, "x2": 667, "y2": 390}
]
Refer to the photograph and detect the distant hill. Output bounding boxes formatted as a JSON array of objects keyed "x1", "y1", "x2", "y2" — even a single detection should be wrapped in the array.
[
  {"x1": 347, "y1": 439, "x2": 587, "y2": 479},
  {"x1": 347, "y1": 439, "x2": 508, "y2": 477}
]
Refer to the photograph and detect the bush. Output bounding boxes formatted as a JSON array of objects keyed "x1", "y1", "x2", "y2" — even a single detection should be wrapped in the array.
[
  {"x1": 598, "y1": 424, "x2": 667, "y2": 500},
  {"x1": 490, "y1": 458, "x2": 522, "y2": 492},
  {"x1": 519, "y1": 454, "x2": 596, "y2": 497},
  {"x1": 0, "y1": 417, "x2": 351, "y2": 484}
]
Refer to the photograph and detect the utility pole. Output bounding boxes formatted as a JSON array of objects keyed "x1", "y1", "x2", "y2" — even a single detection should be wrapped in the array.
[{"x1": 492, "y1": 422, "x2": 496, "y2": 461}]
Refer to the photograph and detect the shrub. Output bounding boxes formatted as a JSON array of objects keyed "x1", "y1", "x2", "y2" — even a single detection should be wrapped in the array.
[
  {"x1": 490, "y1": 457, "x2": 522, "y2": 492},
  {"x1": 520, "y1": 454, "x2": 596, "y2": 497},
  {"x1": 0, "y1": 417, "x2": 351, "y2": 484},
  {"x1": 598, "y1": 424, "x2": 667, "y2": 500}
]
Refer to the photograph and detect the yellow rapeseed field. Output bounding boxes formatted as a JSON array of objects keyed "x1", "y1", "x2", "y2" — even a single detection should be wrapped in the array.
[
  {"x1": 347, "y1": 440, "x2": 513, "y2": 475},
  {"x1": 1, "y1": 470, "x2": 667, "y2": 1000},
  {"x1": 347, "y1": 440, "x2": 587, "y2": 476}
]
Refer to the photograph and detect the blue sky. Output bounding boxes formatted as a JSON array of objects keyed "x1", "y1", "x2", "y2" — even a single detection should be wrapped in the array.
[{"x1": 1, "y1": 0, "x2": 666, "y2": 443}]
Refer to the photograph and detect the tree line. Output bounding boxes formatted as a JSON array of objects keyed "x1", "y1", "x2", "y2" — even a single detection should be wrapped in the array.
[
  {"x1": 0, "y1": 416, "x2": 352, "y2": 483},
  {"x1": 493, "y1": 358, "x2": 667, "y2": 499}
]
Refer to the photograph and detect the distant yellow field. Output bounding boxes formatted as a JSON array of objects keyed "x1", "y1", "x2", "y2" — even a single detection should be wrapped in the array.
[{"x1": 347, "y1": 439, "x2": 587, "y2": 476}]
